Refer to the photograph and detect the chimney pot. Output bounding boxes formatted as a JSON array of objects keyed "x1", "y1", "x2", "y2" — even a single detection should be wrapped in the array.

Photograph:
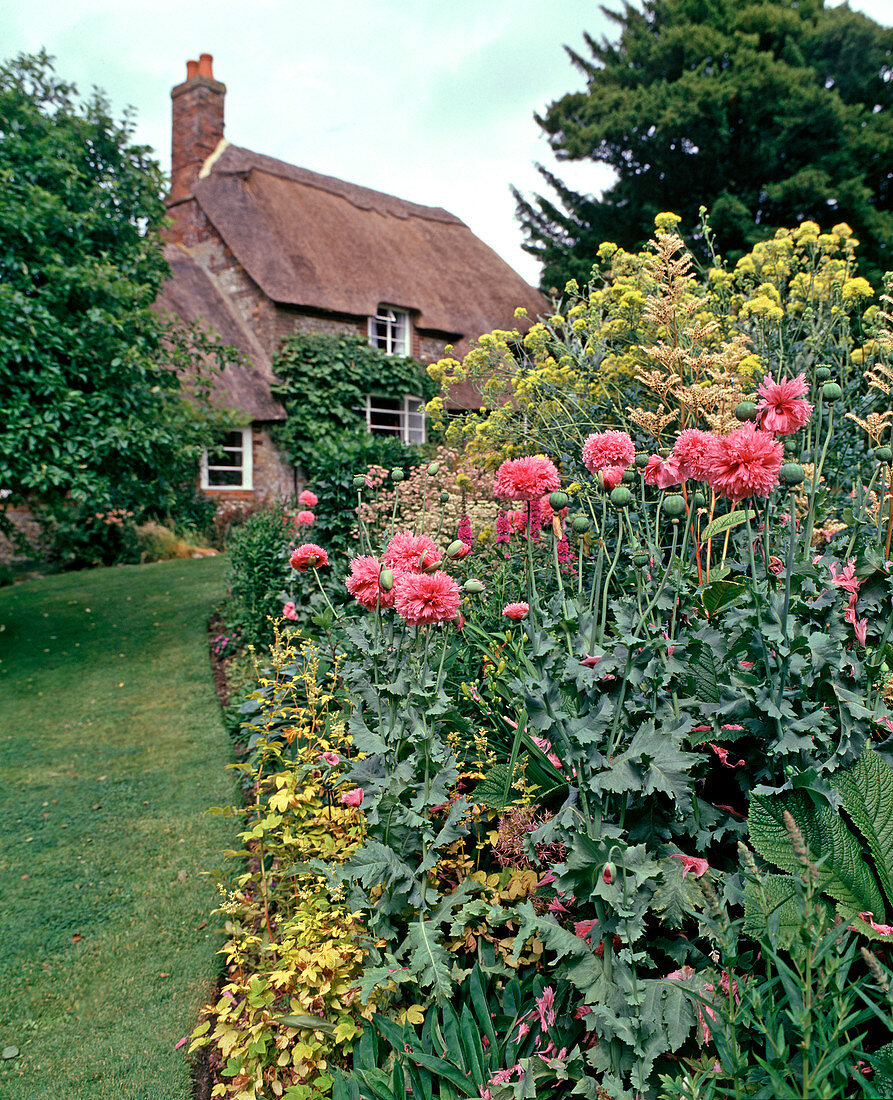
[
  {"x1": 198, "y1": 53, "x2": 213, "y2": 78},
  {"x1": 186, "y1": 59, "x2": 199, "y2": 79}
]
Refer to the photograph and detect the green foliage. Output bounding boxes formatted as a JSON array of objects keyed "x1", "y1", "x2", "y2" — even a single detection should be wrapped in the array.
[
  {"x1": 270, "y1": 331, "x2": 436, "y2": 473},
  {"x1": 0, "y1": 50, "x2": 234, "y2": 517},
  {"x1": 225, "y1": 502, "x2": 295, "y2": 644},
  {"x1": 515, "y1": 0, "x2": 893, "y2": 289},
  {"x1": 748, "y1": 747, "x2": 893, "y2": 935},
  {"x1": 660, "y1": 844, "x2": 893, "y2": 1100}
]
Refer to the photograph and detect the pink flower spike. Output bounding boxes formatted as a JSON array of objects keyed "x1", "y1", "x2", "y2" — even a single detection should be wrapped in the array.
[
  {"x1": 341, "y1": 787, "x2": 364, "y2": 807},
  {"x1": 298, "y1": 489, "x2": 318, "y2": 507},
  {"x1": 855, "y1": 617, "x2": 868, "y2": 645},
  {"x1": 670, "y1": 854, "x2": 709, "y2": 879},
  {"x1": 857, "y1": 912, "x2": 893, "y2": 936},
  {"x1": 756, "y1": 372, "x2": 813, "y2": 435},
  {"x1": 502, "y1": 601, "x2": 530, "y2": 620},
  {"x1": 282, "y1": 600, "x2": 299, "y2": 621}
]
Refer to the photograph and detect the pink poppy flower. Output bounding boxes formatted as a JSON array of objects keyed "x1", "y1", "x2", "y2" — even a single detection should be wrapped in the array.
[
  {"x1": 829, "y1": 559, "x2": 862, "y2": 596},
  {"x1": 855, "y1": 618, "x2": 868, "y2": 645},
  {"x1": 494, "y1": 455, "x2": 561, "y2": 501},
  {"x1": 341, "y1": 787, "x2": 364, "y2": 807},
  {"x1": 345, "y1": 555, "x2": 396, "y2": 610},
  {"x1": 383, "y1": 532, "x2": 441, "y2": 574},
  {"x1": 673, "y1": 429, "x2": 715, "y2": 481},
  {"x1": 582, "y1": 430, "x2": 635, "y2": 474},
  {"x1": 282, "y1": 600, "x2": 299, "y2": 621},
  {"x1": 393, "y1": 571, "x2": 461, "y2": 625},
  {"x1": 756, "y1": 372, "x2": 813, "y2": 435},
  {"x1": 320, "y1": 751, "x2": 340, "y2": 767},
  {"x1": 670, "y1": 854, "x2": 710, "y2": 879},
  {"x1": 600, "y1": 464, "x2": 626, "y2": 490},
  {"x1": 296, "y1": 510, "x2": 315, "y2": 526},
  {"x1": 502, "y1": 601, "x2": 530, "y2": 620},
  {"x1": 290, "y1": 543, "x2": 329, "y2": 571},
  {"x1": 856, "y1": 911, "x2": 893, "y2": 936},
  {"x1": 644, "y1": 454, "x2": 685, "y2": 489},
  {"x1": 298, "y1": 489, "x2": 318, "y2": 507},
  {"x1": 709, "y1": 744, "x2": 744, "y2": 768},
  {"x1": 705, "y1": 423, "x2": 783, "y2": 502},
  {"x1": 574, "y1": 919, "x2": 597, "y2": 942}
]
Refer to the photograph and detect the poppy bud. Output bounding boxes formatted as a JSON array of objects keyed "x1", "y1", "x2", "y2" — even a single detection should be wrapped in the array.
[
  {"x1": 734, "y1": 400, "x2": 757, "y2": 421},
  {"x1": 446, "y1": 539, "x2": 467, "y2": 558},
  {"x1": 549, "y1": 491, "x2": 569, "y2": 510},
  {"x1": 427, "y1": 461, "x2": 440, "y2": 476},
  {"x1": 602, "y1": 863, "x2": 615, "y2": 885},
  {"x1": 379, "y1": 568, "x2": 394, "y2": 591},
  {"x1": 463, "y1": 579, "x2": 485, "y2": 594},
  {"x1": 780, "y1": 462, "x2": 805, "y2": 486}
]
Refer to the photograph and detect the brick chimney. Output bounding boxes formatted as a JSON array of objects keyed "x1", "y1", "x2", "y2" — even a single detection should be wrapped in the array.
[{"x1": 169, "y1": 54, "x2": 225, "y2": 205}]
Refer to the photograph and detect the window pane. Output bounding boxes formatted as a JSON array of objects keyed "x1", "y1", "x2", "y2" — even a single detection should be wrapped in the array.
[
  {"x1": 210, "y1": 449, "x2": 242, "y2": 468},
  {"x1": 207, "y1": 468, "x2": 244, "y2": 487},
  {"x1": 222, "y1": 430, "x2": 245, "y2": 449}
]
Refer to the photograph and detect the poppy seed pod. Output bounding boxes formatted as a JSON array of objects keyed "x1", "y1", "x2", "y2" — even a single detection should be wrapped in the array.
[
  {"x1": 622, "y1": 468, "x2": 637, "y2": 484},
  {"x1": 390, "y1": 467, "x2": 405, "y2": 481},
  {"x1": 780, "y1": 462, "x2": 806, "y2": 486},
  {"x1": 610, "y1": 486, "x2": 633, "y2": 508},
  {"x1": 379, "y1": 568, "x2": 394, "y2": 591},
  {"x1": 572, "y1": 515, "x2": 589, "y2": 533},
  {"x1": 734, "y1": 400, "x2": 758, "y2": 422},
  {"x1": 635, "y1": 453, "x2": 650, "y2": 468},
  {"x1": 662, "y1": 494, "x2": 686, "y2": 519},
  {"x1": 632, "y1": 551, "x2": 650, "y2": 567},
  {"x1": 549, "y1": 491, "x2": 569, "y2": 510},
  {"x1": 353, "y1": 475, "x2": 367, "y2": 488},
  {"x1": 439, "y1": 491, "x2": 450, "y2": 503},
  {"x1": 876, "y1": 446, "x2": 893, "y2": 465},
  {"x1": 463, "y1": 579, "x2": 485, "y2": 594},
  {"x1": 822, "y1": 382, "x2": 842, "y2": 403},
  {"x1": 815, "y1": 366, "x2": 832, "y2": 381},
  {"x1": 691, "y1": 491, "x2": 706, "y2": 509}
]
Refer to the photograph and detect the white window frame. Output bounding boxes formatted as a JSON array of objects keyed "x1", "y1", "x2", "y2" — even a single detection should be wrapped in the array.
[
  {"x1": 363, "y1": 395, "x2": 426, "y2": 444},
  {"x1": 368, "y1": 305, "x2": 410, "y2": 356},
  {"x1": 201, "y1": 427, "x2": 253, "y2": 490}
]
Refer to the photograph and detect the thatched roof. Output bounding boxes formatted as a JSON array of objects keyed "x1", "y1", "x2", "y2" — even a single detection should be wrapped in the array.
[
  {"x1": 155, "y1": 245, "x2": 286, "y2": 421},
  {"x1": 192, "y1": 143, "x2": 547, "y2": 355}
]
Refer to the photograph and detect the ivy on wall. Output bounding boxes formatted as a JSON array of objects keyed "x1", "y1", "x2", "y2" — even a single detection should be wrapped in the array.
[{"x1": 269, "y1": 332, "x2": 436, "y2": 472}]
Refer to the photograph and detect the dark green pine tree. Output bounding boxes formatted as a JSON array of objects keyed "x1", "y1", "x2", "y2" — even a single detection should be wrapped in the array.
[{"x1": 515, "y1": 0, "x2": 893, "y2": 290}]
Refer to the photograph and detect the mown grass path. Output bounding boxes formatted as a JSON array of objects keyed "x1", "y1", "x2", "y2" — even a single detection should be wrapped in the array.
[{"x1": 0, "y1": 556, "x2": 234, "y2": 1099}]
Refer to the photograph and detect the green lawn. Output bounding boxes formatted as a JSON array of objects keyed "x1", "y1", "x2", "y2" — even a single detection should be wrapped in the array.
[{"x1": 0, "y1": 556, "x2": 235, "y2": 1100}]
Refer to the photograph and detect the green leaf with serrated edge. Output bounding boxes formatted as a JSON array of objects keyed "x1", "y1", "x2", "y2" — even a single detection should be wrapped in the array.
[
  {"x1": 688, "y1": 646, "x2": 719, "y2": 704},
  {"x1": 699, "y1": 578, "x2": 745, "y2": 617},
  {"x1": 405, "y1": 919, "x2": 453, "y2": 997},
  {"x1": 472, "y1": 763, "x2": 515, "y2": 809},
  {"x1": 832, "y1": 747, "x2": 893, "y2": 905},
  {"x1": 748, "y1": 791, "x2": 884, "y2": 916},
  {"x1": 742, "y1": 874, "x2": 803, "y2": 946},
  {"x1": 701, "y1": 509, "x2": 756, "y2": 540}
]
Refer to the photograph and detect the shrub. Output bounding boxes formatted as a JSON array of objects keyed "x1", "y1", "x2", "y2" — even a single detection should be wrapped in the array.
[{"x1": 225, "y1": 503, "x2": 295, "y2": 644}]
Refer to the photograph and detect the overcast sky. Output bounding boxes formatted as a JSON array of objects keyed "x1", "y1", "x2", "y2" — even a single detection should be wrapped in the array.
[{"x1": 2, "y1": 1, "x2": 890, "y2": 287}]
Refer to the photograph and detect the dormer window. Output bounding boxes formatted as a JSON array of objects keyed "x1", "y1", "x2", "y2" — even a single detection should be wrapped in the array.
[{"x1": 368, "y1": 306, "x2": 410, "y2": 356}]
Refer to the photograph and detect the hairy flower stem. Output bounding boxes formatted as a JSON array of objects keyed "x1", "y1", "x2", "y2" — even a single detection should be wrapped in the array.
[
  {"x1": 525, "y1": 501, "x2": 539, "y2": 613},
  {"x1": 598, "y1": 517, "x2": 624, "y2": 645},
  {"x1": 356, "y1": 489, "x2": 370, "y2": 555},
  {"x1": 389, "y1": 481, "x2": 401, "y2": 541},
  {"x1": 803, "y1": 396, "x2": 834, "y2": 552},
  {"x1": 311, "y1": 568, "x2": 340, "y2": 621},
  {"x1": 773, "y1": 491, "x2": 800, "y2": 710}
]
